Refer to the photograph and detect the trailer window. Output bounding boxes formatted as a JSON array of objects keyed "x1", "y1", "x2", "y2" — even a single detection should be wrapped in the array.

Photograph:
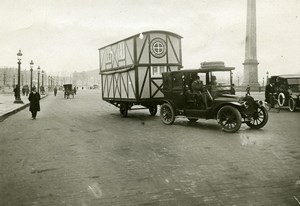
[
  {"x1": 151, "y1": 66, "x2": 166, "y2": 77},
  {"x1": 106, "y1": 48, "x2": 113, "y2": 63},
  {"x1": 118, "y1": 42, "x2": 125, "y2": 60}
]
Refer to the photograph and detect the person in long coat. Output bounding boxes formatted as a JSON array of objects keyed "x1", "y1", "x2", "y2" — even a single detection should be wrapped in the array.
[{"x1": 28, "y1": 87, "x2": 41, "y2": 119}]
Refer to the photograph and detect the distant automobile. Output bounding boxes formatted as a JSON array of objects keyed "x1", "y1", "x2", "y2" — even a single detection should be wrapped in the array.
[{"x1": 268, "y1": 74, "x2": 300, "y2": 112}]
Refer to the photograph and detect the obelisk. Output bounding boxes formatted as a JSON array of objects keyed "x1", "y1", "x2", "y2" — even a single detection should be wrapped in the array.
[{"x1": 242, "y1": 0, "x2": 260, "y2": 90}]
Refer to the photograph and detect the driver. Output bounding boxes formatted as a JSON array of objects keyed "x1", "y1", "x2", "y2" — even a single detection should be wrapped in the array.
[{"x1": 191, "y1": 75, "x2": 208, "y2": 109}]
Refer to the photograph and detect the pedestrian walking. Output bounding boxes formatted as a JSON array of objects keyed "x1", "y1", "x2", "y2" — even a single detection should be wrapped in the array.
[
  {"x1": 54, "y1": 87, "x2": 57, "y2": 96},
  {"x1": 28, "y1": 87, "x2": 40, "y2": 119},
  {"x1": 246, "y1": 85, "x2": 251, "y2": 96},
  {"x1": 25, "y1": 86, "x2": 29, "y2": 96},
  {"x1": 22, "y1": 86, "x2": 26, "y2": 96},
  {"x1": 73, "y1": 86, "x2": 77, "y2": 95},
  {"x1": 13, "y1": 85, "x2": 19, "y2": 100}
]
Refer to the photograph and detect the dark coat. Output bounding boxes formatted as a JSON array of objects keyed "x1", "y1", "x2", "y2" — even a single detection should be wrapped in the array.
[{"x1": 28, "y1": 92, "x2": 41, "y2": 111}]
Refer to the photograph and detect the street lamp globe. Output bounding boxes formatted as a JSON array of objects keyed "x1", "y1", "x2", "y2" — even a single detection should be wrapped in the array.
[
  {"x1": 30, "y1": 60, "x2": 34, "y2": 70},
  {"x1": 17, "y1": 49, "x2": 22, "y2": 61}
]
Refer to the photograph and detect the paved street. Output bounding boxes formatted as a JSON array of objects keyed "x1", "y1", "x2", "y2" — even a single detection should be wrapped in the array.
[{"x1": 0, "y1": 90, "x2": 300, "y2": 206}]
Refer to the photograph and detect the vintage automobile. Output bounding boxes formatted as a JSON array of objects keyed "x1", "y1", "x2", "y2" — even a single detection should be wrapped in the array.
[
  {"x1": 160, "y1": 63, "x2": 268, "y2": 133},
  {"x1": 63, "y1": 84, "x2": 74, "y2": 99},
  {"x1": 268, "y1": 74, "x2": 300, "y2": 112}
]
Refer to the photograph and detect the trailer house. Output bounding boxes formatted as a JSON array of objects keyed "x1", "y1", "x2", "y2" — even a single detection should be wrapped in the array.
[{"x1": 99, "y1": 30, "x2": 183, "y2": 117}]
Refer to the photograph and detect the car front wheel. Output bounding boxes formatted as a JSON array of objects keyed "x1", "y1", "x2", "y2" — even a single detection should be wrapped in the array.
[
  {"x1": 217, "y1": 106, "x2": 242, "y2": 133},
  {"x1": 160, "y1": 103, "x2": 175, "y2": 125},
  {"x1": 246, "y1": 106, "x2": 268, "y2": 129}
]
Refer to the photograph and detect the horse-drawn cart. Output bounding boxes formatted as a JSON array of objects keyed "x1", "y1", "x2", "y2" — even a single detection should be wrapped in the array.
[{"x1": 63, "y1": 84, "x2": 74, "y2": 99}]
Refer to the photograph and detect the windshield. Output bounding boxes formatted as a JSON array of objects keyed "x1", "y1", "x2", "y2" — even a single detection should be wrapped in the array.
[{"x1": 209, "y1": 71, "x2": 231, "y2": 87}]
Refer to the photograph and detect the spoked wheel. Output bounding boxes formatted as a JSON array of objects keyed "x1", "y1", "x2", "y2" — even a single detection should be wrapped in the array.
[
  {"x1": 217, "y1": 106, "x2": 242, "y2": 133},
  {"x1": 188, "y1": 118, "x2": 198, "y2": 122},
  {"x1": 289, "y1": 98, "x2": 296, "y2": 112},
  {"x1": 149, "y1": 105, "x2": 157, "y2": 116},
  {"x1": 160, "y1": 103, "x2": 175, "y2": 125},
  {"x1": 120, "y1": 103, "x2": 128, "y2": 117},
  {"x1": 246, "y1": 106, "x2": 268, "y2": 129}
]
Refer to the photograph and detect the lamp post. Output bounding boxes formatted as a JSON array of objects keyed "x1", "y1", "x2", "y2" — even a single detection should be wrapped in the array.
[
  {"x1": 14, "y1": 49, "x2": 23, "y2": 103},
  {"x1": 41, "y1": 70, "x2": 44, "y2": 95},
  {"x1": 37, "y1": 66, "x2": 40, "y2": 93},
  {"x1": 30, "y1": 60, "x2": 34, "y2": 92},
  {"x1": 262, "y1": 77, "x2": 265, "y2": 87},
  {"x1": 21, "y1": 71, "x2": 24, "y2": 86},
  {"x1": 13, "y1": 75, "x2": 15, "y2": 87}
]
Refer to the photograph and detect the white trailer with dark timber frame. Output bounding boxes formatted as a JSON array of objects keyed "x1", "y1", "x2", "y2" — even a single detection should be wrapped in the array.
[{"x1": 99, "y1": 30, "x2": 183, "y2": 117}]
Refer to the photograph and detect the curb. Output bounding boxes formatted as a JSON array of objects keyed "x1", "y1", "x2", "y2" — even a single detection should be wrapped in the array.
[{"x1": 0, "y1": 95, "x2": 48, "y2": 122}]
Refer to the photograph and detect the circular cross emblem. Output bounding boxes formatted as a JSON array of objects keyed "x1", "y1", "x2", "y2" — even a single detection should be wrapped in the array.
[{"x1": 150, "y1": 38, "x2": 167, "y2": 58}]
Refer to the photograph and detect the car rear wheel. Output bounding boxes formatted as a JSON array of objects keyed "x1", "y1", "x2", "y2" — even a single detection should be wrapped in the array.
[
  {"x1": 246, "y1": 106, "x2": 268, "y2": 129},
  {"x1": 149, "y1": 105, "x2": 157, "y2": 116},
  {"x1": 278, "y1": 92, "x2": 285, "y2": 107},
  {"x1": 217, "y1": 106, "x2": 242, "y2": 133},
  {"x1": 160, "y1": 103, "x2": 175, "y2": 125},
  {"x1": 120, "y1": 103, "x2": 128, "y2": 117},
  {"x1": 289, "y1": 98, "x2": 296, "y2": 112}
]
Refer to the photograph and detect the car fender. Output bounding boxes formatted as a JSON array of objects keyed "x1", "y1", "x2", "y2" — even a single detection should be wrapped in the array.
[
  {"x1": 212, "y1": 102, "x2": 244, "y2": 118},
  {"x1": 290, "y1": 93, "x2": 300, "y2": 99},
  {"x1": 160, "y1": 99, "x2": 175, "y2": 107}
]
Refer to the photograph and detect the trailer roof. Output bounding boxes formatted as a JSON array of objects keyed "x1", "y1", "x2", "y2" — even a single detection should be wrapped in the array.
[
  {"x1": 169, "y1": 67, "x2": 235, "y2": 74},
  {"x1": 98, "y1": 30, "x2": 183, "y2": 50}
]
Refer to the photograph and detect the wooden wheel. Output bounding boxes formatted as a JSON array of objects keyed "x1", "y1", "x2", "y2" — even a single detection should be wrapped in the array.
[
  {"x1": 246, "y1": 106, "x2": 268, "y2": 129},
  {"x1": 120, "y1": 103, "x2": 128, "y2": 117},
  {"x1": 217, "y1": 106, "x2": 242, "y2": 133},
  {"x1": 149, "y1": 105, "x2": 157, "y2": 116},
  {"x1": 160, "y1": 103, "x2": 175, "y2": 125}
]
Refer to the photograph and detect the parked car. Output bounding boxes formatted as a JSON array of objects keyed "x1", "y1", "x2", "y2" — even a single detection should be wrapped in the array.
[
  {"x1": 268, "y1": 74, "x2": 300, "y2": 112},
  {"x1": 160, "y1": 64, "x2": 268, "y2": 133}
]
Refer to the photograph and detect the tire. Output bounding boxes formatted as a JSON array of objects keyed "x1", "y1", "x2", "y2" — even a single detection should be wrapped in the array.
[
  {"x1": 188, "y1": 118, "x2": 198, "y2": 122},
  {"x1": 120, "y1": 103, "x2": 128, "y2": 117},
  {"x1": 278, "y1": 92, "x2": 285, "y2": 107},
  {"x1": 289, "y1": 98, "x2": 296, "y2": 112},
  {"x1": 149, "y1": 105, "x2": 157, "y2": 116},
  {"x1": 246, "y1": 106, "x2": 268, "y2": 129},
  {"x1": 160, "y1": 103, "x2": 175, "y2": 125},
  {"x1": 217, "y1": 106, "x2": 242, "y2": 133}
]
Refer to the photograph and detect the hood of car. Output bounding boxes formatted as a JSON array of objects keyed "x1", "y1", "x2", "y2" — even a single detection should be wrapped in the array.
[{"x1": 214, "y1": 94, "x2": 241, "y2": 102}]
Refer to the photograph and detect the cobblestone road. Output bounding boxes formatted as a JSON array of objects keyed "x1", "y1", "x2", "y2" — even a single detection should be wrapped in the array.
[{"x1": 0, "y1": 90, "x2": 300, "y2": 206}]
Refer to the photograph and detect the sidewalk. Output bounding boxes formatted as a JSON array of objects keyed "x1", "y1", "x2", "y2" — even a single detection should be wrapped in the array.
[{"x1": 0, "y1": 92, "x2": 48, "y2": 122}]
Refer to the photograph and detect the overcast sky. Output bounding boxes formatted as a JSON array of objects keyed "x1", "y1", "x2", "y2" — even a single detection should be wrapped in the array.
[{"x1": 0, "y1": 0, "x2": 299, "y2": 83}]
